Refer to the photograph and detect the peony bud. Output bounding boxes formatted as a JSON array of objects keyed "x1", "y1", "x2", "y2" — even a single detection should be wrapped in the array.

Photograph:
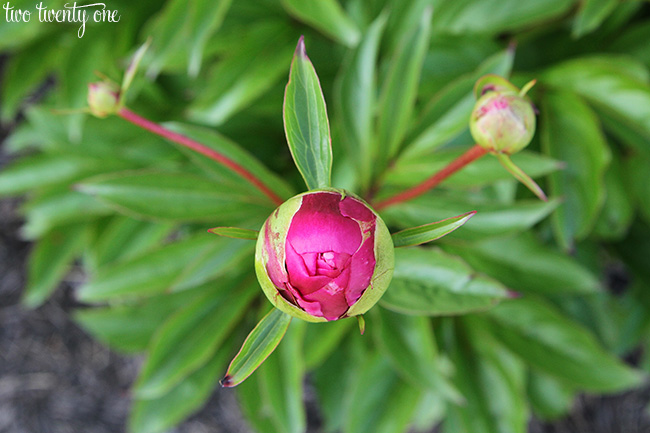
[
  {"x1": 255, "y1": 189, "x2": 394, "y2": 322},
  {"x1": 87, "y1": 82, "x2": 121, "y2": 118},
  {"x1": 470, "y1": 74, "x2": 536, "y2": 155}
]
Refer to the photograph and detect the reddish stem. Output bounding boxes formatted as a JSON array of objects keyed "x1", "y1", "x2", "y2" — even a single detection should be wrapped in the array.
[
  {"x1": 118, "y1": 108, "x2": 284, "y2": 206},
  {"x1": 373, "y1": 144, "x2": 488, "y2": 210}
]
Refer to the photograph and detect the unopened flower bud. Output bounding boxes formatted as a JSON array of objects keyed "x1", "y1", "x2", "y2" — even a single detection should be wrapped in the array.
[
  {"x1": 87, "y1": 82, "x2": 120, "y2": 118},
  {"x1": 255, "y1": 189, "x2": 394, "y2": 322},
  {"x1": 470, "y1": 75, "x2": 536, "y2": 155}
]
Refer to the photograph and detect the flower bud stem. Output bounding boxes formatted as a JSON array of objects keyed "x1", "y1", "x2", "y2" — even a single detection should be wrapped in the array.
[
  {"x1": 373, "y1": 144, "x2": 487, "y2": 210},
  {"x1": 118, "y1": 107, "x2": 285, "y2": 206}
]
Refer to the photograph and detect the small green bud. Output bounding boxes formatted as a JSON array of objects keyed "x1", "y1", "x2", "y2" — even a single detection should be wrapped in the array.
[
  {"x1": 470, "y1": 74, "x2": 536, "y2": 155},
  {"x1": 87, "y1": 82, "x2": 120, "y2": 118}
]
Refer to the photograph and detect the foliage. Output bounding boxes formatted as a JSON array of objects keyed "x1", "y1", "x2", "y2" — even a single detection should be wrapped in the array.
[{"x1": 2, "y1": 0, "x2": 650, "y2": 432}]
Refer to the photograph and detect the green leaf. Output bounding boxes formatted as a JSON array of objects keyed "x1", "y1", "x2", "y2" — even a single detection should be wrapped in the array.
[
  {"x1": 443, "y1": 317, "x2": 528, "y2": 433},
  {"x1": 303, "y1": 319, "x2": 353, "y2": 370},
  {"x1": 76, "y1": 170, "x2": 270, "y2": 223},
  {"x1": 281, "y1": 0, "x2": 361, "y2": 47},
  {"x1": 128, "y1": 335, "x2": 237, "y2": 433},
  {"x1": 256, "y1": 321, "x2": 307, "y2": 433},
  {"x1": 542, "y1": 55, "x2": 650, "y2": 156},
  {"x1": 381, "y1": 247, "x2": 508, "y2": 316},
  {"x1": 572, "y1": 0, "x2": 619, "y2": 38},
  {"x1": 164, "y1": 122, "x2": 294, "y2": 201},
  {"x1": 186, "y1": 23, "x2": 295, "y2": 125},
  {"x1": 494, "y1": 153, "x2": 548, "y2": 202},
  {"x1": 74, "y1": 286, "x2": 206, "y2": 353},
  {"x1": 23, "y1": 224, "x2": 87, "y2": 308},
  {"x1": 342, "y1": 353, "x2": 422, "y2": 433},
  {"x1": 208, "y1": 226, "x2": 259, "y2": 240},
  {"x1": 79, "y1": 234, "x2": 252, "y2": 302},
  {"x1": 0, "y1": 153, "x2": 131, "y2": 197},
  {"x1": 376, "y1": 8, "x2": 432, "y2": 170},
  {"x1": 121, "y1": 39, "x2": 151, "y2": 99},
  {"x1": 541, "y1": 90, "x2": 611, "y2": 250},
  {"x1": 336, "y1": 13, "x2": 387, "y2": 191},
  {"x1": 222, "y1": 308, "x2": 292, "y2": 387},
  {"x1": 21, "y1": 190, "x2": 113, "y2": 239},
  {"x1": 431, "y1": 0, "x2": 575, "y2": 35},
  {"x1": 444, "y1": 233, "x2": 601, "y2": 296},
  {"x1": 527, "y1": 370, "x2": 575, "y2": 421},
  {"x1": 487, "y1": 297, "x2": 645, "y2": 392},
  {"x1": 134, "y1": 279, "x2": 257, "y2": 398},
  {"x1": 386, "y1": 149, "x2": 562, "y2": 189},
  {"x1": 593, "y1": 153, "x2": 635, "y2": 240},
  {"x1": 145, "y1": 0, "x2": 232, "y2": 76},
  {"x1": 392, "y1": 211, "x2": 476, "y2": 247},
  {"x1": 381, "y1": 193, "x2": 559, "y2": 240},
  {"x1": 77, "y1": 233, "x2": 215, "y2": 302},
  {"x1": 374, "y1": 307, "x2": 462, "y2": 402},
  {"x1": 404, "y1": 47, "x2": 515, "y2": 159},
  {"x1": 283, "y1": 37, "x2": 333, "y2": 190},
  {"x1": 85, "y1": 217, "x2": 174, "y2": 271},
  {"x1": 1, "y1": 35, "x2": 58, "y2": 122}
]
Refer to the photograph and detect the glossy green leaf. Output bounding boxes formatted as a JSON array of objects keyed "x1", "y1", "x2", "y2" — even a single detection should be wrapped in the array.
[
  {"x1": 283, "y1": 37, "x2": 333, "y2": 190},
  {"x1": 21, "y1": 190, "x2": 114, "y2": 239},
  {"x1": 593, "y1": 153, "x2": 634, "y2": 239},
  {"x1": 494, "y1": 153, "x2": 548, "y2": 202},
  {"x1": 381, "y1": 193, "x2": 559, "y2": 240},
  {"x1": 376, "y1": 8, "x2": 432, "y2": 170},
  {"x1": 381, "y1": 247, "x2": 508, "y2": 316},
  {"x1": 121, "y1": 39, "x2": 151, "y2": 99},
  {"x1": 23, "y1": 224, "x2": 87, "y2": 308},
  {"x1": 303, "y1": 319, "x2": 354, "y2": 370},
  {"x1": 488, "y1": 297, "x2": 645, "y2": 392},
  {"x1": 77, "y1": 170, "x2": 270, "y2": 223},
  {"x1": 336, "y1": 13, "x2": 387, "y2": 191},
  {"x1": 527, "y1": 370, "x2": 575, "y2": 421},
  {"x1": 281, "y1": 0, "x2": 360, "y2": 47},
  {"x1": 0, "y1": 153, "x2": 130, "y2": 197},
  {"x1": 164, "y1": 122, "x2": 294, "y2": 201},
  {"x1": 256, "y1": 321, "x2": 307, "y2": 433},
  {"x1": 129, "y1": 335, "x2": 237, "y2": 433},
  {"x1": 77, "y1": 233, "x2": 216, "y2": 302},
  {"x1": 342, "y1": 353, "x2": 422, "y2": 433},
  {"x1": 208, "y1": 226, "x2": 259, "y2": 240},
  {"x1": 145, "y1": 0, "x2": 232, "y2": 76},
  {"x1": 443, "y1": 317, "x2": 528, "y2": 433},
  {"x1": 386, "y1": 149, "x2": 562, "y2": 189},
  {"x1": 391, "y1": 211, "x2": 476, "y2": 247},
  {"x1": 573, "y1": 0, "x2": 619, "y2": 37},
  {"x1": 186, "y1": 23, "x2": 295, "y2": 125},
  {"x1": 1, "y1": 35, "x2": 58, "y2": 122},
  {"x1": 541, "y1": 90, "x2": 611, "y2": 250},
  {"x1": 222, "y1": 308, "x2": 292, "y2": 387},
  {"x1": 74, "y1": 286, "x2": 206, "y2": 353},
  {"x1": 444, "y1": 233, "x2": 601, "y2": 296},
  {"x1": 85, "y1": 217, "x2": 174, "y2": 271},
  {"x1": 431, "y1": 0, "x2": 575, "y2": 35},
  {"x1": 134, "y1": 279, "x2": 257, "y2": 398},
  {"x1": 624, "y1": 153, "x2": 650, "y2": 226},
  {"x1": 543, "y1": 55, "x2": 650, "y2": 155},
  {"x1": 374, "y1": 307, "x2": 462, "y2": 402},
  {"x1": 404, "y1": 47, "x2": 515, "y2": 159}
]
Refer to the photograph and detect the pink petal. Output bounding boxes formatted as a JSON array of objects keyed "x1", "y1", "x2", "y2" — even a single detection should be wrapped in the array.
[
  {"x1": 344, "y1": 236, "x2": 376, "y2": 306},
  {"x1": 287, "y1": 192, "x2": 362, "y2": 255},
  {"x1": 285, "y1": 242, "x2": 331, "y2": 295}
]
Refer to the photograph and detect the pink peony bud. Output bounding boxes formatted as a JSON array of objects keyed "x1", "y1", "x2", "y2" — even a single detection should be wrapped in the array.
[
  {"x1": 470, "y1": 74, "x2": 536, "y2": 155},
  {"x1": 87, "y1": 82, "x2": 120, "y2": 118},
  {"x1": 255, "y1": 189, "x2": 394, "y2": 322}
]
